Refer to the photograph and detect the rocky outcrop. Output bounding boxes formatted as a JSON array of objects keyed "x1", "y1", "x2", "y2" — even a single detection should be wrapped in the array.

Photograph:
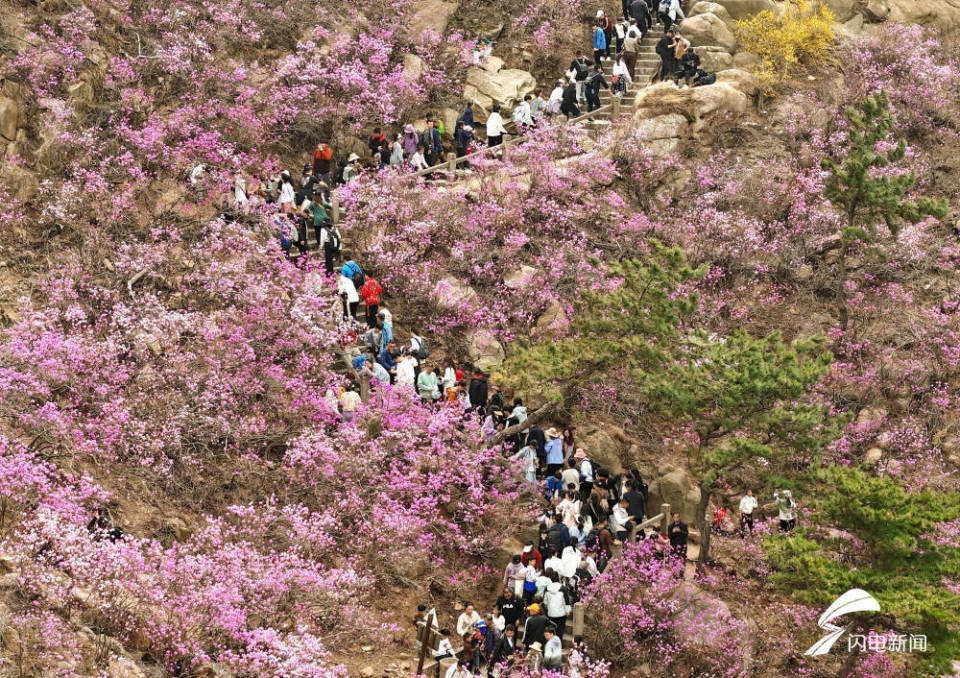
[
  {"x1": 0, "y1": 96, "x2": 18, "y2": 141},
  {"x1": 717, "y1": 0, "x2": 779, "y2": 19},
  {"x1": 689, "y1": 1, "x2": 734, "y2": 23},
  {"x1": 466, "y1": 328, "x2": 505, "y2": 372},
  {"x1": 646, "y1": 468, "x2": 702, "y2": 524},
  {"x1": 433, "y1": 276, "x2": 479, "y2": 310},
  {"x1": 679, "y1": 12, "x2": 738, "y2": 52},
  {"x1": 503, "y1": 265, "x2": 538, "y2": 290},
  {"x1": 463, "y1": 66, "x2": 537, "y2": 111},
  {"x1": 410, "y1": 0, "x2": 458, "y2": 34},
  {"x1": 694, "y1": 46, "x2": 734, "y2": 72},
  {"x1": 533, "y1": 300, "x2": 568, "y2": 337},
  {"x1": 884, "y1": 0, "x2": 960, "y2": 33},
  {"x1": 633, "y1": 75, "x2": 751, "y2": 136}
]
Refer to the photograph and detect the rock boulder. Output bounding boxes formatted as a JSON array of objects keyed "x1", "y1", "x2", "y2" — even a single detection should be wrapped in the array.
[
  {"x1": 464, "y1": 67, "x2": 537, "y2": 110},
  {"x1": 503, "y1": 265, "x2": 538, "y2": 290},
  {"x1": 694, "y1": 46, "x2": 734, "y2": 72},
  {"x1": 410, "y1": 0, "x2": 458, "y2": 34},
  {"x1": 679, "y1": 13, "x2": 738, "y2": 52},
  {"x1": 886, "y1": 0, "x2": 960, "y2": 34},
  {"x1": 0, "y1": 96, "x2": 19, "y2": 141},
  {"x1": 467, "y1": 329, "x2": 505, "y2": 372},
  {"x1": 433, "y1": 276, "x2": 479, "y2": 310},
  {"x1": 533, "y1": 300, "x2": 568, "y2": 336},
  {"x1": 689, "y1": 1, "x2": 734, "y2": 23},
  {"x1": 646, "y1": 469, "x2": 701, "y2": 524},
  {"x1": 717, "y1": 0, "x2": 779, "y2": 19}
]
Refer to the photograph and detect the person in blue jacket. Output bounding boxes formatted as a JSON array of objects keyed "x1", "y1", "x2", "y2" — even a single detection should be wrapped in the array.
[
  {"x1": 341, "y1": 259, "x2": 362, "y2": 281},
  {"x1": 380, "y1": 341, "x2": 398, "y2": 384},
  {"x1": 593, "y1": 19, "x2": 607, "y2": 67}
]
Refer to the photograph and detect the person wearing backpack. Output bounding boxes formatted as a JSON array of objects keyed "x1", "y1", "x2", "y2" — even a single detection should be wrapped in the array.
[
  {"x1": 360, "y1": 275, "x2": 382, "y2": 327},
  {"x1": 319, "y1": 222, "x2": 342, "y2": 274},
  {"x1": 468, "y1": 371, "x2": 488, "y2": 414},
  {"x1": 569, "y1": 51, "x2": 591, "y2": 103},
  {"x1": 585, "y1": 65, "x2": 611, "y2": 113}
]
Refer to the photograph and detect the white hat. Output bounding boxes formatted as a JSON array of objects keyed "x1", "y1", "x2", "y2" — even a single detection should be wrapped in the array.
[
  {"x1": 522, "y1": 544, "x2": 532, "y2": 553},
  {"x1": 347, "y1": 153, "x2": 360, "y2": 162},
  {"x1": 596, "y1": 9, "x2": 604, "y2": 17}
]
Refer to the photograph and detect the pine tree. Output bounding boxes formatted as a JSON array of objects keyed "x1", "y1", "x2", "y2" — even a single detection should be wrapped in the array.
[
  {"x1": 645, "y1": 330, "x2": 836, "y2": 565},
  {"x1": 500, "y1": 245, "x2": 839, "y2": 564},
  {"x1": 822, "y1": 90, "x2": 947, "y2": 237},
  {"x1": 498, "y1": 242, "x2": 703, "y2": 404}
]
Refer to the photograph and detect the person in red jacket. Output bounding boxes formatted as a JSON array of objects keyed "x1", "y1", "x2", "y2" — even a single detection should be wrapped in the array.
[
  {"x1": 520, "y1": 543, "x2": 542, "y2": 570},
  {"x1": 360, "y1": 276, "x2": 382, "y2": 328}
]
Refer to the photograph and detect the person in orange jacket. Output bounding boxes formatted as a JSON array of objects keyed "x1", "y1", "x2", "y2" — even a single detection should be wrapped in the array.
[{"x1": 360, "y1": 276, "x2": 382, "y2": 328}]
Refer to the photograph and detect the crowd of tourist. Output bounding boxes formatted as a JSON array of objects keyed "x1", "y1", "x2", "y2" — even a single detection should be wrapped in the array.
[{"x1": 211, "y1": 9, "x2": 790, "y2": 674}]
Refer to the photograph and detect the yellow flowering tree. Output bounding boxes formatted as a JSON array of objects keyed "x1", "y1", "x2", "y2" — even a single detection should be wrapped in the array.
[{"x1": 735, "y1": 0, "x2": 835, "y2": 95}]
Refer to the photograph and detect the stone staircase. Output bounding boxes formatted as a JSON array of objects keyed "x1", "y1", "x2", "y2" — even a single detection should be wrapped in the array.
[{"x1": 581, "y1": 27, "x2": 663, "y2": 133}]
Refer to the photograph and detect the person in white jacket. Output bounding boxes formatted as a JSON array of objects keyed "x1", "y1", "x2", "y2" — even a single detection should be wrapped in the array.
[
  {"x1": 512, "y1": 95, "x2": 535, "y2": 130},
  {"x1": 612, "y1": 54, "x2": 633, "y2": 95},
  {"x1": 409, "y1": 146, "x2": 429, "y2": 171},
  {"x1": 396, "y1": 354, "x2": 416, "y2": 391},
  {"x1": 546, "y1": 79, "x2": 564, "y2": 116},
  {"x1": 456, "y1": 603, "x2": 482, "y2": 637},
  {"x1": 543, "y1": 626, "x2": 564, "y2": 669},
  {"x1": 486, "y1": 104, "x2": 508, "y2": 147},
  {"x1": 543, "y1": 580, "x2": 570, "y2": 638},
  {"x1": 336, "y1": 272, "x2": 359, "y2": 320}
]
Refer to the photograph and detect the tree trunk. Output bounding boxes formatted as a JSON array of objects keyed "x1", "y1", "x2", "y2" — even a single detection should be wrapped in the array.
[
  {"x1": 695, "y1": 486, "x2": 711, "y2": 572},
  {"x1": 486, "y1": 403, "x2": 556, "y2": 448}
]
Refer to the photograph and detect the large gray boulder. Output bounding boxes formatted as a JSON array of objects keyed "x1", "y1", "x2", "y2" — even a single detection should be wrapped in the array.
[
  {"x1": 646, "y1": 469, "x2": 702, "y2": 524},
  {"x1": 690, "y1": 1, "x2": 734, "y2": 23},
  {"x1": 678, "y1": 13, "x2": 738, "y2": 52},
  {"x1": 467, "y1": 329, "x2": 505, "y2": 372},
  {"x1": 410, "y1": 0, "x2": 458, "y2": 34},
  {"x1": 463, "y1": 67, "x2": 537, "y2": 110},
  {"x1": 717, "y1": 0, "x2": 778, "y2": 20}
]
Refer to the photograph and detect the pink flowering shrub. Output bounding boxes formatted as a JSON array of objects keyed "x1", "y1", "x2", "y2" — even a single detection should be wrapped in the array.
[
  {"x1": 338, "y1": 123, "x2": 615, "y2": 338},
  {"x1": 581, "y1": 541, "x2": 753, "y2": 676}
]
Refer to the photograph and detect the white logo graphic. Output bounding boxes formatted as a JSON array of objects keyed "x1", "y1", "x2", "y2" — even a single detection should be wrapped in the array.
[{"x1": 804, "y1": 589, "x2": 881, "y2": 656}]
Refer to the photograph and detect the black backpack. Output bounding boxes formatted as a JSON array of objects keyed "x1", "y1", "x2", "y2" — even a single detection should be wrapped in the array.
[
  {"x1": 410, "y1": 336, "x2": 430, "y2": 360},
  {"x1": 353, "y1": 270, "x2": 365, "y2": 288},
  {"x1": 695, "y1": 71, "x2": 716, "y2": 86},
  {"x1": 574, "y1": 58, "x2": 589, "y2": 80},
  {"x1": 326, "y1": 227, "x2": 342, "y2": 252}
]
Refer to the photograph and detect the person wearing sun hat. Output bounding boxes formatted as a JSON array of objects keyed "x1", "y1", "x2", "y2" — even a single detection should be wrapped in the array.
[
  {"x1": 523, "y1": 640, "x2": 543, "y2": 670},
  {"x1": 544, "y1": 427, "x2": 564, "y2": 475}
]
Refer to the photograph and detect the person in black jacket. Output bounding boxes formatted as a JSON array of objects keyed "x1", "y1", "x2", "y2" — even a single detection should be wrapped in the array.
[
  {"x1": 522, "y1": 605, "x2": 548, "y2": 649},
  {"x1": 656, "y1": 30, "x2": 678, "y2": 83},
  {"x1": 569, "y1": 51, "x2": 591, "y2": 103},
  {"x1": 560, "y1": 81, "x2": 580, "y2": 119},
  {"x1": 491, "y1": 624, "x2": 520, "y2": 670},
  {"x1": 667, "y1": 512, "x2": 689, "y2": 563},
  {"x1": 623, "y1": 479, "x2": 646, "y2": 524},
  {"x1": 679, "y1": 48, "x2": 701, "y2": 87},
  {"x1": 585, "y1": 65, "x2": 610, "y2": 113},
  {"x1": 630, "y1": 0, "x2": 651, "y2": 33},
  {"x1": 497, "y1": 588, "x2": 524, "y2": 628},
  {"x1": 468, "y1": 372, "x2": 488, "y2": 413},
  {"x1": 459, "y1": 101, "x2": 475, "y2": 128}
]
